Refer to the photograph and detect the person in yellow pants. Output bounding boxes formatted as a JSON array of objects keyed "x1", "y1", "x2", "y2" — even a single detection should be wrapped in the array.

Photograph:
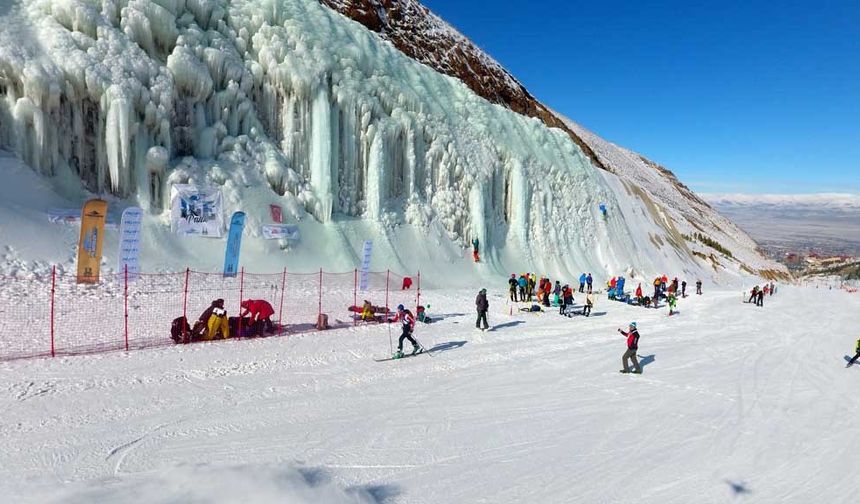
[{"x1": 205, "y1": 305, "x2": 229, "y2": 340}]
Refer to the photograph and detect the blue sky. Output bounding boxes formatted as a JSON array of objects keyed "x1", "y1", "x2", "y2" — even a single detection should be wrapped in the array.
[{"x1": 422, "y1": 0, "x2": 860, "y2": 194}]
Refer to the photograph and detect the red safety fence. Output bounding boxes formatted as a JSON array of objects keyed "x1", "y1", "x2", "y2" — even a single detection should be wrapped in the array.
[{"x1": 0, "y1": 267, "x2": 421, "y2": 362}]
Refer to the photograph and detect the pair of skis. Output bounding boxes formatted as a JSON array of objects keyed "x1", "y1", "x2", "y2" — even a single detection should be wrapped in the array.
[{"x1": 375, "y1": 340, "x2": 434, "y2": 362}]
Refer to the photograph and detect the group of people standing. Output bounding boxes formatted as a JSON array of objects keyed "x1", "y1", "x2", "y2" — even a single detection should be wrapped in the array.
[{"x1": 747, "y1": 282, "x2": 777, "y2": 307}]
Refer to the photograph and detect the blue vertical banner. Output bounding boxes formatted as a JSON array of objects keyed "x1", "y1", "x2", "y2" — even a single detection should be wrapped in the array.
[
  {"x1": 223, "y1": 211, "x2": 246, "y2": 278},
  {"x1": 359, "y1": 240, "x2": 373, "y2": 291},
  {"x1": 118, "y1": 207, "x2": 144, "y2": 282}
]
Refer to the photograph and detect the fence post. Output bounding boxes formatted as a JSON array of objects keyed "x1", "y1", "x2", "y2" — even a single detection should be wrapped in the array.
[
  {"x1": 385, "y1": 269, "x2": 390, "y2": 316},
  {"x1": 416, "y1": 270, "x2": 421, "y2": 315},
  {"x1": 238, "y1": 267, "x2": 245, "y2": 338},
  {"x1": 50, "y1": 265, "x2": 56, "y2": 358},
  {"x1": 182, "y1": 268, "x2": 190, "y2": 344},
  {"x1": 278, "y1": 268, "x2": 286, "y2": 336},
  {"x1": 353, "y1": 269, "x2": 358, "y2": 327},
  {"x1": 318, "y1": 268, "x2": 323, "y2": 325},
  {"x1": 124, "y1": 264, "x2": 129, "y2": 352}
]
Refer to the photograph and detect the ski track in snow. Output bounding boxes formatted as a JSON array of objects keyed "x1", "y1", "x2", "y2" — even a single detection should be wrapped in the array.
[{"x1": 0, "y1": 286, "x2": 858, "y2": 503}]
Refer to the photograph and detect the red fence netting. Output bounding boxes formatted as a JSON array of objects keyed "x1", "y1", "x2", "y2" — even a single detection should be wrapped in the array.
[{"x1": 0, "y1": 267, "x2": 421, "y2": 362}]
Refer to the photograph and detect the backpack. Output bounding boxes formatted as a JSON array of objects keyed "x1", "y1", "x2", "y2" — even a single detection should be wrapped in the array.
[
  {"x1": 170, "y1": 316, "x2": 191, "y2": 343},
  {"x1": 530, "y1": 304, "x2": 541, "y2": 312}
]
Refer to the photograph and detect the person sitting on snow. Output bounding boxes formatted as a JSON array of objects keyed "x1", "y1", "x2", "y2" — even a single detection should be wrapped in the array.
[
  {"x1": 205, "y1": 299, "x2": 229, "y2": 340},
  {"x1": 360, "y1": 300, "x2": 375, "y2": 322},
  {"x1": 240, "y1": 299, "x2": 275, "y2": 336}
]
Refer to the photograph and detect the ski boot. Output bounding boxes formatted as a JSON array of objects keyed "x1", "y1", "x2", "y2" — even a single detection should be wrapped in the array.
[
  {"x1": 393, "y1": 350, "x2": 404, "y2": 359},
  {"x1": 631, "y1": 370, "x2": 642, "y2": 374},
  {"x1": 411, "y1": 346, "x2": 422, "y2": 356},
  {"x1": 619, "y1": 369, "x2": 630, "y2": 374}
]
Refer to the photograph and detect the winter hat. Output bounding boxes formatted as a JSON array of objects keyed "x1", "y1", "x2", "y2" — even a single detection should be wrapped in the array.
[
  {"x1": 629, "y1": 322, "x2": 637, "y2": 328},
  {"x1": 397, "y1": 304, "x2": 405, "y2": 311},
  {"x1": 480, "y1": 288, "x2": 487, "y2": 294}
]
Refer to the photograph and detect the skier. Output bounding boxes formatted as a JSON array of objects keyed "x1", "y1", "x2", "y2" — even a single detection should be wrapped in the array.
[
  {"x1": 667, "y1": 294, "x2": 678, "y2": 316},
  {"x1": 696, "y1": 280, "x2": 703, "y2": 295},
  {"x1": 586, "y1": 273, "x2": 593, "y2": 293},
  {"x1": 579, "y1": 273, "x2": 587, "y2": 293},
  {"x1": 681, "y1": 280, "x2": 687, "y2": 298},
  {"x1": 748, "y1": 286, "x2": 759, "y2": 304},
  {"x1": 846, "y1": 337, "x2": 860, "y2": 367},
  {"x1": 635, "y1": 283, "x2": 643, "y2": 305},
  {"x1": 240, "y1": 299, "x2": 276, "y2": 337},
  {"x1": 618, "y1": 322, "x2": 642, "y2": 374},
  {"x1": 508, "y1": 274, "x2": 519, "y2": 302},
  {"x1": 391, "y1": 304, "x2": 420, "y2": 359},
  {"x1": 756, "y1": 287, "x2": 765, "y2": 307},
  {"x1": 583, "y1": 291, "x2": 594, "y2": 317},
  {"x1": 475, "y1": 288, "x2": 489, "y2": 331}
]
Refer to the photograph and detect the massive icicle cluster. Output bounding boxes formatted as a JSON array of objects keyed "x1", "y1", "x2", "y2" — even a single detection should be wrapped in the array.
[{"x1": 0, "y1": 0, "x2": 783, "y2": 280}]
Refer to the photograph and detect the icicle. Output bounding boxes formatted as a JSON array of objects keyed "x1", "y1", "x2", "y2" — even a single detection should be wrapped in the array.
[{"x1": 309, "y1": 85, "x2": 333, "y2": 222}]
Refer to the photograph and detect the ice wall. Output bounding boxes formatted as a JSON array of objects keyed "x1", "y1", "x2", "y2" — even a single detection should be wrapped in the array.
[{"x1": 0, "y1": 0, "x2": 725, "y2": 280}]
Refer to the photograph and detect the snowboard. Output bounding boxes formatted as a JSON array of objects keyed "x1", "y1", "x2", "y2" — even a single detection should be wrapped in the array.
[{"x1": 375, "y1": 350, "x2": 426, "y2": 362}]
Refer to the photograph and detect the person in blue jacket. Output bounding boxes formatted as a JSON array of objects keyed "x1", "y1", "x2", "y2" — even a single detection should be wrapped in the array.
[{"x1": 579, "y1": 273, "x2": 587, "y2": 293}]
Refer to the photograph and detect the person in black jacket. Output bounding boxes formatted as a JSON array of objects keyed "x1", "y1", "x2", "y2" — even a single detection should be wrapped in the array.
[
  {"x1": 508, "y1": 274, "x2": 519, "y2": 302},
  {"x1": 476, "y1": 288, "x2": 489, "y2": 330}
]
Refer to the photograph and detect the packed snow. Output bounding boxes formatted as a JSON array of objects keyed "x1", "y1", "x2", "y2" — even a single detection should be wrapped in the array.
[{"x1": 1, "y1": 284, "x2": 858, "y2": 503}]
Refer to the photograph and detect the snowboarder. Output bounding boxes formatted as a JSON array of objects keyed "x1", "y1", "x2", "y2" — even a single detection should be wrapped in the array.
[
  {"x1": 618, "y1": 322, "x2": 642, "y2": 374},
  {"x1": 476, "y1": 288, "x2": 489, "y2": 330},
  {"x1": 696, "y1": 280, "x2": 703, "y2": 295},
  {"x1": 240, "y1": 299, "x2": 276, "y2": 337},
  {"x1": 681, "y1": 280, "x2": 687, "y2": 297},
  {"x1": 583, "y1": 291, "x2": 594, "y2": 317},
  {"x1": 391, "y1": 304, "x2": 420, "y2": 359},
  {"x1": 846, "y1": 337, "x2": 860, "y2": 367},
  {"x1": 667, "y1": 294, "x2": 678, "y2": 316},
  {"x1": 586, "y1": 273, "x2": 593, "y2": 293},
  {"x1": 508, "y1": 274, "x2": 519, "y2": 302},
  {"x1": 579, "y1": 273, "x2": 587, "y2": 293}
]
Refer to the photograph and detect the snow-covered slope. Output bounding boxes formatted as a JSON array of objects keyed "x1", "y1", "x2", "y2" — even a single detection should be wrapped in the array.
[
  {"x1": 2, "y1": 285, "x2": 859, "y2": 502},
  {"x1": 0, "y1": 0, "x2": 783, "y2": 284}
]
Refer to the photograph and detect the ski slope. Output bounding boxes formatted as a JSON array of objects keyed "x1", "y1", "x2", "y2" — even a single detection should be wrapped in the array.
[{"x1": 2, "y1": 285, "x2": 858, "y2": 503}]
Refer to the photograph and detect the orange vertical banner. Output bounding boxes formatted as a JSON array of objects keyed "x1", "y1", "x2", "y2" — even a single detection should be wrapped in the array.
[{"x1": 76, "y1": 199, "x2": 108, "y2": 284}]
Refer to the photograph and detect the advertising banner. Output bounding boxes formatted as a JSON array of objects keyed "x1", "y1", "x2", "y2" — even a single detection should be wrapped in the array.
[
  {"x1": 359, "y1": 240, "x2": 373, "y2": 292},
  {"x1": 223, "y1": 211, "x2": 246, "y2": 278},
  {"x1": 170, "y1": 184, "x2": 224, "y2": 237},
  {"x1": 261, "y1": 224, "x2": 300, "y2": 241},
  {"x1": 76, "y1": 199, "x2": 108, "y2": 284},
  {"x1": 117, "y1": 207, "x2": 144, "y2": 282}
]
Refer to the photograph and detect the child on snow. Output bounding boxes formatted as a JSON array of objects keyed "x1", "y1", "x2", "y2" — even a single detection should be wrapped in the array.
[
  {"x1": 391, "y1": 304, "x2": 419, "y2": 358},
  {"x1": 668, "y1": 294, "x2": 678, "y2": 316}
]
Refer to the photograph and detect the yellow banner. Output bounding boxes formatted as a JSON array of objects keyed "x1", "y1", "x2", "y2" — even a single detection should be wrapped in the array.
[{"x1": 76, "y1": 199, "x2": 108, "y2": 284}]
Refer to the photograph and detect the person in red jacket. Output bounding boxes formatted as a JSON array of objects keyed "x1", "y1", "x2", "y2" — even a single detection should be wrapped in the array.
[
  {"x1": 618, "y1": 322, "x2": 642, "y2": 374},
  {"x1": 240, "y1": 299, "x2": 276, "y2": 337},
  {"x1": 391, "y1": 304, "x2": 420, "y2": 358},
  {"x1": 635, "y1": 284, "x2": 643, "y2": 304}
]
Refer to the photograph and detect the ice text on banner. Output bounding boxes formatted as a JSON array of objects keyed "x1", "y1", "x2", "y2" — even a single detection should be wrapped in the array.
[
  {"x1": 223, "y1": 211, "x2": 246, "y2": 277},
  {"x1": 170, "y1": 184, "x2": 224, "y2": 237},
  {"x1": 76, "y1": 199, "x2": 108, "y2": 284},
  {"x1": 118, "y1": 207, "x2": 144, "y2": 282}
]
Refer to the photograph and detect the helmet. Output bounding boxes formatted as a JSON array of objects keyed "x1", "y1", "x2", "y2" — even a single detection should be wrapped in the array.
[
  {"x1": 629, "y1": 322, "x2": 637, "y2": 328},
  {"x1": 397, "y1": 304, "x2": 405, "y2": 311}
]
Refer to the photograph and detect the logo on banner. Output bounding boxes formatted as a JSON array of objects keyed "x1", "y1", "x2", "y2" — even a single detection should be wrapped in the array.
[
  {"x1": 223, "y1": 211, "x2": 246, "y2": 278},
  {"x1": 270, "y1": 204, "x2": 283, "y2": 224},
  {"x1": 261, "y1": 224, "x2": 300, "y2": 241},
  {"x1": 118, "y1": 207, "x2": 144, "y2": 281},
  {"x1": 76, "y1": 199, "x2": 108, "y2": 284},
  {"x1": 170, "y1": 184, "x2": 224, "y2": 237},
  {"x1": 359, "y1": 240, "x2": 373, "y2": 291}
]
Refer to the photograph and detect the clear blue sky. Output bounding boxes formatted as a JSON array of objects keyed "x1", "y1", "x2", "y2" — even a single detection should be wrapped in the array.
[{"x1": 422, "y1": 0, "x2": 860, "y2": 194}]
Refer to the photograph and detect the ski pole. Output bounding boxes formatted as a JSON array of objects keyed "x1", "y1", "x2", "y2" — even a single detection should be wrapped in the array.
[
  {"x1": 387, "y1": 319, "x2": 393, "y2": 355},
  {"x1": 414, "y1": 337, "x2": 435, "y2": 357}
]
